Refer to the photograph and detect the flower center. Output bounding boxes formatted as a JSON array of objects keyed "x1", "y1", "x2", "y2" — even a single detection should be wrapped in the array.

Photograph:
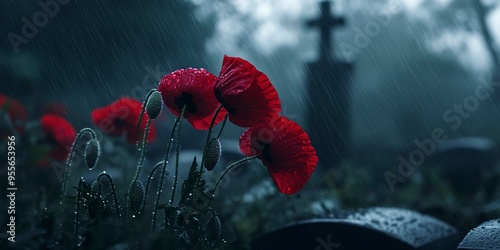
[
  {"x1": 215, "y1": 89, "x2": 236, "y2": 115},
  {"x1": 259, "y1": 142, "x2": 273, "y2": 164},
  {"x1": 113, "y1": 117, "x2": 127, "y2": 127},
  {"x1": 174, "y1": 92, "x2": 197, "y2": 114}
]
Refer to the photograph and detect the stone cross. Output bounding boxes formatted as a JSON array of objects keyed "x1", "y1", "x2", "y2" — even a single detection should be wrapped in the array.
[
  {"x1": 305, "y1": 0, "x2": 353, "y2": 169},
  {"x1": 306, "y1": 0, "x2": 345, "y2": 60}
]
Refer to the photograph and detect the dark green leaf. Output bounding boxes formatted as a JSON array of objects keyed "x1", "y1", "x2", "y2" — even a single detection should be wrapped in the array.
[{"x1": 180, "y1": 156, "x2": 207, "y2": 205}]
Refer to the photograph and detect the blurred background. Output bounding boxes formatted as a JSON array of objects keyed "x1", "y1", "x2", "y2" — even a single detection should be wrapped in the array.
[{"x1": 2, "y1": 0, "x2": 500, "y2": 245}]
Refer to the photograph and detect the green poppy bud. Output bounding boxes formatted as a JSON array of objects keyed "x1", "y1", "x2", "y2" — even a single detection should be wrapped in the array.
[
  {"x1": 207, "y1": 214, "x2": 221, "y2": 239},
  {"x1": 204, "y1": 138, "x2": 221, "y2": 171},
  {"x1": 84, "y1": 139, "x2": 100, "y2": 170},
  {"x1": 146, "y1": 91, "x2": 162, "y2": 119},
  {"x1": 129, "y1": 181, "x2": 144, "y2": 216}
]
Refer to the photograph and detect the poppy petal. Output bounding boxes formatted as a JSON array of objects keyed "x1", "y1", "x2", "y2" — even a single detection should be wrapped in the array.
[
  {"x1": 186, "y1": 105, "x2": 227, "y2": 131},
  {"x1": 91, "y1": 97, "x2": 157, "y2": 144},
  {"x1": 91, "y1": 107, "x2": 124, "y2": 136},
  {"x1": 239, "y1": 116, "x2": 317, "y2": 194},
  {"x1": 0, "y1": 94, "x2": 27, "y2": 135},
  {"x1": 158, "y1": 68, "x2": 226, "y2": 130},
  {"x1": 41, "y1": 114, "x2": 76, "y2": 161},
  {"x1": 215, "y1": 56, "x2": 281, "y2": 127},
  {"x1": 239, "y1": 128, "x2": 253, "y2": 157}
]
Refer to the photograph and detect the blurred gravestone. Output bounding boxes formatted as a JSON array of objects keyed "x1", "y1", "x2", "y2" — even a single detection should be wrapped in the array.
[
  {"x1": 457, "y1": 219, "x2": 500, "y2": 250},
  {"x1": 428, "y1": 137, "x2": 497, "y2": 193},
  {"x1": 252, "y1": 207, "x2": 459, "y2": 250},
  {"x1": 305, "y1": 0, "x2": 354, "y2": 169}
]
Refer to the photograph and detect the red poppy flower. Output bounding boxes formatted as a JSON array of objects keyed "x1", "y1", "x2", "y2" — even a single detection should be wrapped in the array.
[
  {"x1": 215, "y1": 55, "x2": 281, "y2": 127},
  {"x1": 91, "y1": 97, "x2": 156, "y2": 144},
  {"x1": 0, "y1": 94, "x2": 27, "y2": 135},
  {"x1": 158, "y1": 68, "x2": 226, "y2": 130},
  {"x1": 239, "y1": 116, "x2": 317, "y2": 195},
  {"x1": 41, "y1": 114, "x2": 76, "y2": 161}
]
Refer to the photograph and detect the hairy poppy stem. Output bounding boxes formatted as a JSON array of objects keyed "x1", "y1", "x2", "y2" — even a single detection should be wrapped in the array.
[
  {"x1": 59, "y1": 128, "x2": 97, "y2": 233},
  {"x1": 133, "y1": 118, "x2": 152, "y2": 182},
  {"x1": 141, "y1": 161, "x2": 163, "y2": 214},
  {"x1": 74, "y1": 177, "x2": 84, "y2": 242},
  {"x1": 216, "y1": 113, "x2": 229, "y2": 139},
  {"x1": 169, "y1": 106, "x2": 186, "y2": 206},
  {"x1": 209, "y1": 155, "x2": 260, "y2": 205},
  {"x1": 127, "y1": 118, "x2": 152, "y2": 217},
  {"x1": 137, "y1": 89, "x2": 158, "y2": 128},
  {"x1": 97, "y1": 172, "x2": 121, "y2": 217},
  {"x1": 142, "y1": 162, "x2": 163, "y2": 215},
  {"x1": 199, "y1": 104, "x2": 224, "y2": 181},
  {"x1": 152, "y1": 118, "x2": 179, "y2": 231}
]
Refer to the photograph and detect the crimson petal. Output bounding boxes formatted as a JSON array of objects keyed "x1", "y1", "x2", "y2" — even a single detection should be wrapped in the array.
[
  {"x1": 0, "y1": 94, "x2": 27, "y2": 135},
  {"x1": 215, "y1": 55, "x2": 281, "y2": 127},
  {"x1": 239, "y1": 116, "x2": 317, "y2": 194},
  {"x1": 158, "y1": 68, "x2": 227, "y2": 130},
  {"x1": 41, "y1": 114, "x2": 76, "y2": 161},
  {"x1": 91, "y1": 97, "x2": 156, "y2": 144}
]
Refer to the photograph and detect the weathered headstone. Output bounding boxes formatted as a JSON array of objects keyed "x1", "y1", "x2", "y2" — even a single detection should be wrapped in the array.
[
  {"x1": 252, "y1": 207, "x2": 459, "y2": 250},
  {"x1": 428, "y1": 137, "x2": 497, "y2": 193},
  {"x1": 458, "y1": 219, "x2": 500, "y2": 250},
  {"x1": 305, "y1": 0, "x2": 354, "y2": 169}
]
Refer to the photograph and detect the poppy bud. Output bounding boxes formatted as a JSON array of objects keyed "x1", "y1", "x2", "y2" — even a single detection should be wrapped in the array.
[
  {"x1": 146, "y1": 91, "x2": 162, "y2": 119},
  {"x1": 84, "y1": 139, "x2": 100, "y2": 170},
  {"x1": 204, "y1": 138, "x2": 221, "y2": 171},
  {"x1": 129, "y1": 181, "x2": 144, "y2": 216},
  {"x1": 207, "y1": 214, "x2": 221, "y2": 239}
]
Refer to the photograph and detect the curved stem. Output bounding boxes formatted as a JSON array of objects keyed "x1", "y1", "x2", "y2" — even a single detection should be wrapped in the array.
[
  {"x1": 199, "y1": 104, "x2": 224, "y2": 181},
  {"x1": 59, "y1": 128, "x2": 96, "y2": 232},
  {"x1": 97, "y1": 172, "x2": 121, "y2": 218},
  {"x1": 137, "y1": 89, "x2": 158, "y2": 128},
  {"x1": 75, "y1": 178, "x2": 84, "y2": 241},
  {"x1": 143, "y1": 162, "x2": 164, "y2": 215},
  {"x1": 127, "y1": 118, "x2": 152, "y2": 217},
  {"x1": 207, "y1": 207, "x2": 217, "y2": 217},
  {"x1": 209, "y1": 155, "x2": 260, "y2": 206},
  {"x1": 152, "y1": 118, "x2": 179, "y2": 231},
  {"x1": 169, "y1": 106, "x2": 186, "y2": 206},
  {"x1": 133, "y1": 118, "x2": 152, "y2": 183},
  {"x1": 216, "y1": 113, "x2": 229, "y2": 139}
]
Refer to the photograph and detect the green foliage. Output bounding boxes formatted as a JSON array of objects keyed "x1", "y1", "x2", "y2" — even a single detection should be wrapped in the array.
[{"x1": 180, "y1": 156, "x2": 208, "y2": 205}]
